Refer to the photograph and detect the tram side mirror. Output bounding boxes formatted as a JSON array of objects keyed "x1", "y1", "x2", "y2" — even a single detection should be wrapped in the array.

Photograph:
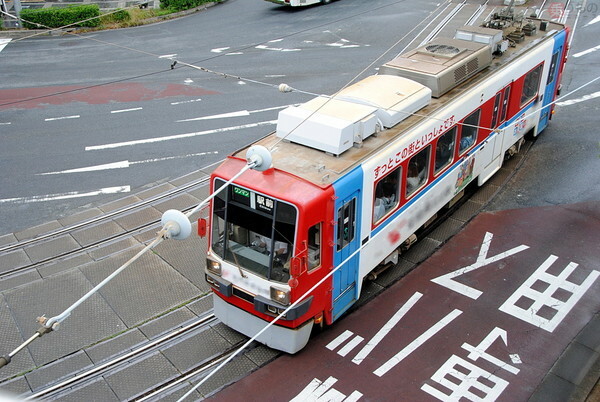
[
  {"x1": 290, "y1": 257, "x2": 302, "y2": 277},
  {"x1": 197, "y1": 218, "x2": 207, "y2": 238}
]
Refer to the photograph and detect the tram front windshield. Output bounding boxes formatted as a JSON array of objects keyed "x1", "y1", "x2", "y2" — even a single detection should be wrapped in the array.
[{"x1": 211, "y1": 179, "x2": 296, "y2": 283}]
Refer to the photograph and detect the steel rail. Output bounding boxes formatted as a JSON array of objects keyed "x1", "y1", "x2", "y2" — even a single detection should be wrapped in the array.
[
  {"x1": 0, "y1": 172, "x2": 214, "y2": 255},
  {"x1": 26, "y1": 312, "x2": 218, "y2": 401}
]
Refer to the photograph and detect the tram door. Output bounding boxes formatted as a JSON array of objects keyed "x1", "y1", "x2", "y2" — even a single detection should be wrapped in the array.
[
  {"x1": 332, "y1": 168, "x2": 362, "y2": 321},
  {"x1": 539, "y1": 32, "x2": 566, "y2": 131}
]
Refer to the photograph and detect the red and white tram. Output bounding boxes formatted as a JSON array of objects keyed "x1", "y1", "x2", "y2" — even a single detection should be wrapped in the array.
[{"x1": 203, "y1": 14, "x2": 569, "y2": 353}]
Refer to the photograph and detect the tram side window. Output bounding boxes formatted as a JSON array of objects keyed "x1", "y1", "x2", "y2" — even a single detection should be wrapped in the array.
[
  {"x1": 491, "y1": 92, "x2": 502, "y2": 129},
  {"x1": 459, "y1": 109, "x2": 480, "y2": 154},
  {"x1": 406, "y1": 145, "x2": 431, "y2": 197},
  {"x1": 373, "y1": 166, "x2": 401, "y2": 223},
  {"x1": 500, "y1": 86, "x2": 511, "y2": 122},
  {"x1": 211, "y1": 185, "x2": 226, "y2": 258},
  {"x1": 520, "y1": 64, "x2": 543, "y2": 106},
  {"x1": 337, "y1": 198, "x2": 356, "y2": 251},
  {"x1": 434, "y1": 128, "x2": 456, "y2": 174},
  {"x1": 308, "y1": 223, "x2": 321, "y2": 270},
  {"x1": 547, "y1": 52, "x2": 560, "y2": 85}
]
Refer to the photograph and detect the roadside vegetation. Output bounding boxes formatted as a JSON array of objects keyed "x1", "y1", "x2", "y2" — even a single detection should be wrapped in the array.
[{"x1": 9, "y1": 0, "x2": 220, "y2": 31}]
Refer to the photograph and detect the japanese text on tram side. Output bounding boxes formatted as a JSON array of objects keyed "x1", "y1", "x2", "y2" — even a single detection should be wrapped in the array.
[{"x1": 373, "y1": 115, "x2": 456, "y2": 180}]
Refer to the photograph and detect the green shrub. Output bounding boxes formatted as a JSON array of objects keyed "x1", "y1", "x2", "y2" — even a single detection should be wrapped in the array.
[
  {"x1": 100, "y1": 9, "x2": 131, "y2": 25},
  {"x1": 160, "y1": 0, "x2": 215, "y2": 13},
  {"x1": 21, "y1": 5, "x2": 101, "y2": 29}
]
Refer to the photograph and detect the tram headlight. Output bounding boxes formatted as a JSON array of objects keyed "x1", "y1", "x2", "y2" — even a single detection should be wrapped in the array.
[
  {"x1": 270, "y1": 286, "x2": 290, "y2": 306},
  {"x1": 206, "y1": 259, "x2": 222, "y2": 276}
]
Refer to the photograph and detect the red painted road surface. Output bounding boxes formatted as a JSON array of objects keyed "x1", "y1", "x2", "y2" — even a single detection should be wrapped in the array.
[
  {"x1": 0, "y1": 83, "x2": 218, "y2": 110},
  {"x1": 214, "y1": 201, "x2": 600, "y2": 401}
]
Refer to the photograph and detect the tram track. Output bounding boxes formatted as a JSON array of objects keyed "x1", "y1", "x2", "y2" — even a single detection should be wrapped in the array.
[
  {"x1": 0, "y1": 175, "x2": 212, "y2": 280},
  {"x1": 26, "y1": 311, "x2": 225, "y2": 401}
]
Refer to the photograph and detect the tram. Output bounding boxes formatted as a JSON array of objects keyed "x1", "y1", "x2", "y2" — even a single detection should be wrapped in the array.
[{"x1": 202, "y1": 11, "x2": 569, "y2": 353}]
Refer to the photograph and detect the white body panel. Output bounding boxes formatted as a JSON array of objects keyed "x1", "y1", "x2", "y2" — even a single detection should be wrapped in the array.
[{"x1": 355, "y1": 33, "x2": 558, "y2": 296}]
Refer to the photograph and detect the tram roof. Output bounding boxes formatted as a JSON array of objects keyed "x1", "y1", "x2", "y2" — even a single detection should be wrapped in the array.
[{"x1": 233, "y1": 18, "x2": 565, "y2": 189}]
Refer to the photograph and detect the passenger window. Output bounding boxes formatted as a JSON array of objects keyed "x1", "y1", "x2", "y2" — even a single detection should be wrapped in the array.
[
  {"x1": 459, "y1": 109, "x2": 480, "y2": 154},
  {"x1": 547, "y1": 52, "x2": 559, "y2": 85},
  {"x1": 434, "y1": 128, "x2": 456, "y2": 174},
  {"x1": 406, "y1": 146, "x2": 431, "y2": 198},
  {"x1": 500, "y1": 86, "x2": 511, "y2": 122},
  {"x1": 373, "y1": 166, "x2": 401, "y2": 223},
  {"x1": 520, "y1": 64, "x2": 543, "y2": 106},
  {"x1": 308, "y1": 223, "x2": 321, "y2": 270},
  {"x1": 491, "y1": 92, "x2": 502, "y2": 129},
  {"x1": 337, "y1": 198, "x2": 356, "y2": 251}
]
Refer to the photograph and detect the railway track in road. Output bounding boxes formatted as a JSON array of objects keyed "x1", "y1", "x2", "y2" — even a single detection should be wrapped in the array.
[
  {"x1": 24, "y1": 311, "x2": 248, "y2": 401},
  {"x1": 0, "y1": 175, "x2": 212, "y2": 280}
]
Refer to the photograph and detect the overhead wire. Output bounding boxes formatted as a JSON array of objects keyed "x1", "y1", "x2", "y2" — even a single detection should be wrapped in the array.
[
  {"x1": 0, "y1": 0, "x2": 416, "y2": 109},
  {"x1": 2, "y1": 0, "x2": 599, "y2": 395}
]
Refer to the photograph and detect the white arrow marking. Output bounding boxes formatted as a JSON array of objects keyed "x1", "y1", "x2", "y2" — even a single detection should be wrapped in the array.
[
  {"x1": 85, "y1": 121, "x2": 276, "y2": 150},
  {"x1": 38, "y1": 151, "x2": 219, "y2": 175},
  {"x1": 176, "y1": 105, "x2": 290, "y2": 122},
  {"x1": 38, "y1": 161, "x2": 130, "y2": 175},
  {"x1": 0, "y1": 186, "x2": 130, "y2": 204},
  {"x1": 211, "y1": 47, "x2": 230, "y2": 53}
]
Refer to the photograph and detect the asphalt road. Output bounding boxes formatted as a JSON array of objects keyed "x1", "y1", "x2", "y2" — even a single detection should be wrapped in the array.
[
  {"x1": 0, "y1": 0, "x2": 441, "y2": 235},
  {"x1": 1, "y1": 0, "x2": 598, "y2": 237}
]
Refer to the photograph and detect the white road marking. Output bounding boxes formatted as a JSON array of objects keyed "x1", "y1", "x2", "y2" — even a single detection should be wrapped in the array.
[
  {"x1": 0, "y1": 186, "x2": 130, "y2": 204},
  {"x1": 211, "y1": 47, "x2": 230, "y2": 53},
  {"x1": 337, "y1": 335, "x2": 363, "y2": 357},
  {"x1": 585, "y1": 16, "x2": 600, "y2": 27},
  {"x1": 265, "y1": 74, "x2": 286, "y2": 78},
  {"x1": 171, "y1": 98, "x2": 202, "y2": 105},
  {"x1": 326, "y1": 330, "x2": 354, "y2": 351},
  {"x1": 38, "y1": 161, "x2": 130, "y2": 175},
  {"x1": 0, "y1": 122, "x2": 11, "y2": 125},
  {"x1": 111, "y1": 107, "x2": 142, "y2": 114},
  {"x1": 352, "y1": 292, "x2": 422, "y2": 365},
  {"x1": 226, "y1": 52, "x2": 243, "y2": 56},
  {"x1": 499, "y1": 255, "x2": 599, "y2": 332},
  {"x1": 0, "y1": 38, "x2": 11, "y2": 53},
  {"x1": 255, "y1": 44, "x2": 301, "y2": 52},
  {"x1": 85, "y1": 121, "x2": 276, "y2": 150},
  {"x1": 184, "y1": 78, "x2": 194, "y2": 84},
  {"x1": 130, "y1": 151, "x2": 219, "y2": 165},
  {"x1": 45, "y1": 115, "x2": 80, "y2": 121},
  {"x1": 430, "y1": 232, "x2": 529, "y2": 299},
  {"x1": 556, "y1": 91, "x2": 600, "y2": 106},
  {"x1": 374, "y1": 309, "x2": 463, "y2": 377},
  {"x1": 572, "y1": 44, "x2": 600, "y2": 58},
  {"x1": 38, "y1": 151, "x2": 219, "y2": 175},
  {"x1": 158, "y1": 54, "x2": 177, "y2": 58},
  {"x1": 176, "y1": 105, "x2": 290, "y2": 122},
  {"x1": 291, "y1": 376, "x2": 363, "y2": 402}
]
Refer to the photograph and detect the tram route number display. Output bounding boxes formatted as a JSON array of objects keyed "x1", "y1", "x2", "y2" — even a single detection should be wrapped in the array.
[
  {"x1": 292, "y1": 232, "x2": 600, "y2": 401},
  {"x1": 232, "y1": 185, "x2": 275, "y2": 215}
]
